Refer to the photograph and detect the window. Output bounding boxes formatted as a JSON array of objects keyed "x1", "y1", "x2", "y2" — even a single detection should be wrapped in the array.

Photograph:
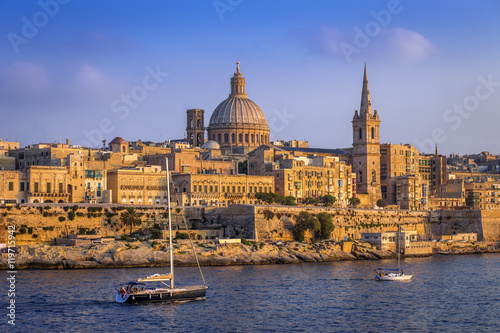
[
  {"x1": 222, "y1": 186, "x2": 225, "y2": 192},
  {"x1": 46, "y1": 182, "x2": 51, "y2": 193},
  {"x1": 224, "y1": 134, "x2": 229, "y2": 143},
  {"x1": 239, "y1": 133, "x2": 242, "y2": 143},
  {"x1": 210, "y1": 185, "x2": 213, "y2": 192},
  {"x1": 193, "y1": 185, "x2": 197, "y2": 192},
  {"x1": 20, "y1": 182, "x2": 24, "y2": 192},
  {"x1": 231, "y1": 133, "x2": 235, "y2": 143},
  {"x1": 8, "y1": 182, "x2": 13, "y2": 191},
  {"x1": 359, "y1": 127, "x2": 362, "y2": 140},
  {"x1": 59, "y1": 183, "x2": 63, "y2": 193},
  {"x1": 245, "y1": 134, "x2": 249, "y2": 142},
  {"x1": 371, "y1": 127, "x2": 375, "y2": 140},
  {"x1": 218, "y1": 134, "x2": 221, "y2": 142},
  {"x1": 251, "y1": 134, "x2": 254, "y2": 143}
]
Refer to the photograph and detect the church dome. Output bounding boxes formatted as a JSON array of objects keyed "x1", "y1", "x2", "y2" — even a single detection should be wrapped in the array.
[
  {"x1": 208, "y1": 61, "x2": 268, "y2": 128},
  {"x1": 207, "y1": 62, "x2": 270, "y2": 151},
  {"x1": 110, "y1": 137, "x2": 127, "y2": 144},
  {"x1": 201, "y1": 140, "x2": 221, "y2": 150},
  {"x1": 209, "y1": 97, "x2": 268, "y2": 127}
]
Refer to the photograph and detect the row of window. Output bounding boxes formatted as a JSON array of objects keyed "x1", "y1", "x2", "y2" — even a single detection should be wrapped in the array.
[
  {"x1": 211, "y1": 133, "x2": 268, "y2": 145},
  {"x1": 7, "y1": 181, "x2": 65, "y2": 193},
  {"x1": 192, "y1": 185, "x2": 272, "y2": 193}
]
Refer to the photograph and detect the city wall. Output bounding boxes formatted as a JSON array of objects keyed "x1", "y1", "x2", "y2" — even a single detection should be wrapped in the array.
[{"x1": 1, "y1": 204, "x2": 499, "y2": 244}]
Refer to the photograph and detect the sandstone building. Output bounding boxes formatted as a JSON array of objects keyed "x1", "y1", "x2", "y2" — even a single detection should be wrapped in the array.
[
  {"x1": 171, "y1": 173, "x2": 275, "y2": 206},
  {"x1": 206, "y1": 62, "x2": 270, "y2": 153},
  {"x1": 351, "y1": 65, "x2": 381, "y2": 205}
]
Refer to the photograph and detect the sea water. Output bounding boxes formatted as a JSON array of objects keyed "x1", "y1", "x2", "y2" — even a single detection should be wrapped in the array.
[{"x1": 6, "y1": 254, "x2": 500, "y2": 332}]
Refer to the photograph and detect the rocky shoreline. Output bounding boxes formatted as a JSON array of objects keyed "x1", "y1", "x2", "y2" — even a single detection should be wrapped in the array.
[{"x1": 1, "y1": 240, "x2": 498, "y2": 270}]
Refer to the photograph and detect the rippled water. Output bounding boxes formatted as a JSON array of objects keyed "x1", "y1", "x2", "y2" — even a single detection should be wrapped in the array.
[{"x1": 6, "y1": 254, "x2": 500, "y2": 332}]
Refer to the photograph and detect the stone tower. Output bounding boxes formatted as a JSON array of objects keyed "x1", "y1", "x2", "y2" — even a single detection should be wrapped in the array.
[
  {"x1": 352, "y1": 64, "x2": 381, "y2": 202},
  {"x1": 186, "y1": 109, "x2": 205, "y2": 147}
]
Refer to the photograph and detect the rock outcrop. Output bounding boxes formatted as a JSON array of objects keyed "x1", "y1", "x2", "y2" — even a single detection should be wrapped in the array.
[{"x1": 1, "y1": 240, "x2": 383, "y2": 269}]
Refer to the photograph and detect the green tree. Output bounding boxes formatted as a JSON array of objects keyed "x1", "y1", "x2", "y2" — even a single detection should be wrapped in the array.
[
  {"x1": 121, "y1": 207, "x2": 142, "y2": 236},
  {"x1": 348, "y1": 197, "x2": 361, "y2": 208},
  {"x1": 302, "y1": 197, "x2": 320, "y2": 206},
  {"x1": 376, "y1": 198, "x2": 388, "y2": 208},
  {"x1": 293, "y1": 211, "x2": 320, "y2": 242},
  {"x1": 255, "y1": 192, "x2": 274, "y2": 204},
  {"x1": 238, "y1": 160, "x2": 248, "y2": 174},
  {"x1": 322, "y1": 195, "x2": 336, "y2": 207},
  {"x1": 283, "y1": 196, "x2": 296, "y2": 206},
  {"x1": 317, "y1": 212, "x2": 334, "y2": 239}
]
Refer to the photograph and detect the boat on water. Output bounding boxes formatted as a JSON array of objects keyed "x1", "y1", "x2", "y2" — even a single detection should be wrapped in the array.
[
  {"x1": 116, "y1": 160, "x2": 208, "y2": 304},
  {"x1": 375, "y1": 226, "x2": 413, "y2": 281},
  {"x1": 375, "y1": 268, "x2": 412, "y2": 281}
]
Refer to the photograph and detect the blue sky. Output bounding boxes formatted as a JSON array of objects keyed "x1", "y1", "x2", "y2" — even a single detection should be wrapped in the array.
[{"x1": 1, "y1": 0, "x2": 499, "y2": 154}]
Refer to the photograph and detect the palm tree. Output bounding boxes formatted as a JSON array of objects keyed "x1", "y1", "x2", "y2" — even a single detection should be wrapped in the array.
[{"x1": 121, "y1": 207, "x2": 141, "y2": 236}]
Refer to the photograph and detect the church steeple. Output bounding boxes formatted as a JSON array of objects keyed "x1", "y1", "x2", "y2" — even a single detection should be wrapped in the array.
[
  {"x1": 230, "y1": 61, "x2": 247, "y2": 97},
  {"x1": 360, "y1": 63, "x2": 372, "y2": 116}
]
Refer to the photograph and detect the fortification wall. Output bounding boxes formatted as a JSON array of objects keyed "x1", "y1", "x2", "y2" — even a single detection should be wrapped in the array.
[
  {"x1": 252, "y1": 206, "x2": 429, "y2": 241},
  {"x1": 0, "y1": 205, "x2": 167, "y2": 245},
  {"x1": 1, "y1": 204, "x2": 499, "y2": 244},
  {"x1": 480, "y1": 210, "x2": 500, "y2": 241}
]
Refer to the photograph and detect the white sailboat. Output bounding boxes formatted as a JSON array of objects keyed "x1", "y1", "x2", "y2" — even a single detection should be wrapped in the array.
[
  {"x1": 116, "y1": 160, "x2": 208, "y2": 303},
  {"x1": 375, "y1": 226, "x2": 413, "y2": 281}
]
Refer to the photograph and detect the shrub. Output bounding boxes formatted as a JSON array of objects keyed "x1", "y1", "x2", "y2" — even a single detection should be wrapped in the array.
[
  {"x1": 241, "y1": 238, "x2": 251, "y2": 246},
  {"x1": 58, "y1": 216, "x2": 66, "y2": 222},
  {"x1": 175, "y1": 232, "x2": 189, "y2": 240},
  {"x1": 43, "y1": 212, "x2": 49, "y2": 217},
  {"x1": 32, "y1": 234, "x2": 38, "y2": 238},
  {"x1": 71, "y1": 205, "x2": 78, "y2": 212},
  {"x1": 43, "y1": 206, "x2": 51, "y2": 210},
  {"x1": 68, "y1": 211, "x2": 76, "y2": 221},
  {"x1": 28, "y1": 227, "x2": 33, "y2": 234},
  {"x1": 377, "y1": 199, "x2": 388, "y2": 208},
  {"x1": 19, "y1": 227, "x2": 27, "y2": 234},
  {"x1": 63, "y1": 206, "x2": 69, "y2": 212}
]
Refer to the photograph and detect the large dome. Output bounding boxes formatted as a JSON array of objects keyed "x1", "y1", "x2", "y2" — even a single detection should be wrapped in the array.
[
  {"x1": 209, "y1": 96, "x2": 268, "y2": 127},
  {"x1": 207, "y1": 62, "x2": 270, "y2": 151}
]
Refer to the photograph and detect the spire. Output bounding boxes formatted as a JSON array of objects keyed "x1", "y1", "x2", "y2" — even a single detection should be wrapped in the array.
[
  {"x1": 230, "y1": 61, "x2": 247, "y2": 97},
  {"x1": 360, "y1": 63, "x2": 372, "y2": 116}
]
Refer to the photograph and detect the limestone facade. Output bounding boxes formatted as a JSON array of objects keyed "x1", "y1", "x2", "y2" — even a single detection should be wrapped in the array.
[
  {"x1": 107, "y1": 165, "x2": 168, "y2": 205},
  {"x1": 0, "y1": 170, "x2": 25, "y2": 205},
  {"x1": 352, "y1": 65, "x2": 381, "y2": 204},
  {"x1": 186, "y1": 109, "x2": 205, "y2": 147},
  {"x1": 26, "y1": 166, "x2": 71, "y2": 203},
  {"x1": 465, "y1": 179, "x2": 500, "y2": 210},
  {"x1": 267, "y1": 155, "x2": 354, "y2": 206},
  {"x1": 171, "y1": 174, "x2": 274, "y2": 206}
]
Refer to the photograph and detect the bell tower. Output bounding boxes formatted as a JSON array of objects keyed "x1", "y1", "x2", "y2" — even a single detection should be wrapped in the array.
[
  {"x1": 352, "y1": 64, "x2": 381, "y2": 202},
  {"x1": 186, "y1": 109, "x2": 205, "y2": 147}
]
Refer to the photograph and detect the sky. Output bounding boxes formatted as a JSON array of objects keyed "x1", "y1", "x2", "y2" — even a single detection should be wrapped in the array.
[{"x1": 1, "y1": 0, "x2": 499, "y2": 155}]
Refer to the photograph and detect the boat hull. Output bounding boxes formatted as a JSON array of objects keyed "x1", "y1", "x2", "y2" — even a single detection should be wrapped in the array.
[
  {"x1": 116, "y1": 285, "x2": 207, "y2": 304},
  {"x1": 375, "y1": 274, "x2": 413, "y2": 281}
]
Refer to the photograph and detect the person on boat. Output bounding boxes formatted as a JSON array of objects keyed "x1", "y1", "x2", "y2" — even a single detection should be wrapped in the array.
[{"x1": 401, "y1": 269, "x2": 404, "y2": 275}]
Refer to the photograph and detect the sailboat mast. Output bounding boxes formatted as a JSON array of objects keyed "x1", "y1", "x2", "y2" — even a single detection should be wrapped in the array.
[
  {"x1": 397, "y1": 226, "x2": 401, "y2": 271},
  {"x1": 166, "y1": 158, "x2": 174, "y2": 288}
]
